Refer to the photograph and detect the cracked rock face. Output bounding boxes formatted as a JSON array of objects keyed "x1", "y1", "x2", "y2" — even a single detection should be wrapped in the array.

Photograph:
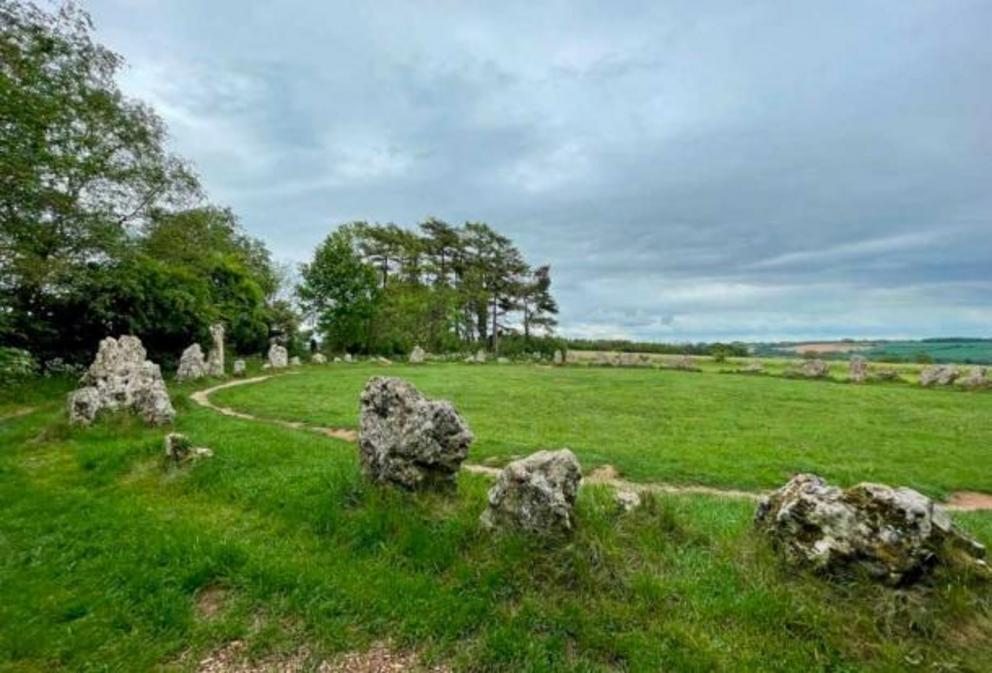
[
  {"x1": 358, "y1": 377, "x2": 474, "y2": 489},
  {"x1": 480, "y1": 449, "x2": 583, "y2": 535},
  {"x1": 849, "y1": 356, "x2": 868, "y2": 383},
  {"x1": 755, "y1": 474, "x2": 987, "y2": 584},
  {"x1": 176, "y1": 344, "x2": 208, "y2": 381},
  {"x1": 920, "y1": 365, "x2": 958, "y2": 386},
  {"x1": 206, "y1": 323, "x2": 225, "y2": 376},
  {"x1": 267, "y1": 344, "x2": 288, "y2": 369},
  {"x1": 67, "y1": 335, "x2": 175, "y2": 426}
]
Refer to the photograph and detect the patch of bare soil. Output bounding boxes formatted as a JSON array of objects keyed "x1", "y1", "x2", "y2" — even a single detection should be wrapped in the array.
[
  {"x1": 196, "y1": 584, "x2": 229, "y2": 619},
  {"x1": 585, "y1": 464, "x2": 619, "y2": 483},
  {"x1": 0, "y1": 406, "x2": 37, "y2": 422},
  {"x1": 944, "y1": 491, "x2": 992, "y2": 512},
  {"x1": 196, "y1": 641, "x2": 448, "y2": 673}
]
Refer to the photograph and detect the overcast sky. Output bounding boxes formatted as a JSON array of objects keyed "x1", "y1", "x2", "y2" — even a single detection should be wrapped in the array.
[{"x1": 85, "y1": 0, "x2": 991, "y2": 342}]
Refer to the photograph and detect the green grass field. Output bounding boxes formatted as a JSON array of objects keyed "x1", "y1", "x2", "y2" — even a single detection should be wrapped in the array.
[{"x1": 2, "y1": 364, "x2": 991, "y2": 671}]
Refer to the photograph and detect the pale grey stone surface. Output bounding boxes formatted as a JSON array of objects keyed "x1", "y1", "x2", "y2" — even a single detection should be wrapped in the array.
[
  {"x1": 312, "y1": 353, "x2": 327, "y2": 364},
  {"x1": 615, "y1": 489, "x2": 642, "y2": 512},
  {"x1": 206, "y1": 323, "x2": 225, "y2": 377},
  {"x1": 409, "y1": 346, "x2": 426, "y2": 364},
  {"x1": 267, "y1": 344, "x2": 289, "y2": 369},
  {"x1": 849, "y1": 355, "x2": 868, "y2": 383},
  {"x1": 920, "y1": 365, "x2": 958, "y2": 386},
  {"x1": 553, "y1": 349, "x2": 564, "y2": 365},
  {"x1": 480, "y1": 449, "x2": 582, "y2": 535},
  {"x1": 957, "y1": 366, "x2": 988, "y2": 389},
  {"x1": 358, "y1": 377, "x2": 474, "y2": 489},
  {"x1": 233, "y1": 359, "x2": 246, "y2": 376},
  {"x1": 67, "y1": 335, "x2": 175, "y2": 426},
  {"x1": 755, "y1": 473, "x2": 987, "y2": 584},
  {"x1": 176, "y1": 343, "x2": 208, "y2": 381},
  {"x1": 289, "y1": 356, "x2": 301, "y2": 366}
]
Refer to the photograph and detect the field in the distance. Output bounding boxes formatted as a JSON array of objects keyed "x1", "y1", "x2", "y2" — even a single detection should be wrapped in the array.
[
  {"x1": 214, "y1": 362, "x2": 992, "y2": 497},
  {"x1": 2, "y1": 363, "x2": 991, "y2": 672}
]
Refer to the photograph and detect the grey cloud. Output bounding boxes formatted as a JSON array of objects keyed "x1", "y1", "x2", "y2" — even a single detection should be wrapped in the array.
[{"x1": 86, "y1": 0, "x2": 992, "y2": 340}]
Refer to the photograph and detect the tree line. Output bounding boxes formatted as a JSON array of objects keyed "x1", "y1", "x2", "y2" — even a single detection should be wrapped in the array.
[
  {"x1": 0, "y1": 1, "x2": 293, "y2": 367},
  {"x1": 296, "y1": 221, "x2": 560, "y2": 356}
]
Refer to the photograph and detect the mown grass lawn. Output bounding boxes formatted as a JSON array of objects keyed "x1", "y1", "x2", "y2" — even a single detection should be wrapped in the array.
[
  {"x1": 214, "y1": 362, "x2": 992, "y2": 497},
  {"x1": 2, "y1": 366, "x2": 991, "y2": 672}
]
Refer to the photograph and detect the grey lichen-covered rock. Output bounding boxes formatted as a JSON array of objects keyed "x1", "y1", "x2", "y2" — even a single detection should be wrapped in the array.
[
  {"x1": 67, "y1": 335, "x2": 175, "y2": 426},
  {"x1": 849, "y1": 355, "x2": 869, "y2": 383},
  {"x1": 232, "y1": 359, "x2": 246, "y2": 376},
  {"x1": 480, "y1": 449, "x2": 582, "y2": 535},
  {"x1": 474, "y1": 349, "x2": 488, "y2": 364},
  {"x1": 920, "y1": 365, "x2": 958, "y2": 387},
  {"x1": 312, "y1": 353, "x2": 327, "y2": 364},
  {"x1": 289, "y1": 355, "x2": 301, "y2": 366},
  {"x1": 798, "y1": 359, "x2": 829, "y2": 378},
  {"x1": 358, "y1": 377, "x2": 474, "y2": 489},
  {"x1": 176, "y1": 344, "x2": 208, "y2": 381},
  {"x1": 344, "y1": 353, "x2": 353, "y2": 363},
  {"x1": 957, "y1": 366, "x2": 988, "y2": 389},
  {"x1": 333, "y1": 356, "x2": 342, "y2": 363},
  {"x1": 755, "y1": 473, "x2": 987, "y2": 585},
  {"x1": 615, "y1": 489, "x2": 642, "y2": 512},
  {"x1": 553, "y1": 349, "x2": 564, "y2": 365},
  {"x1": 267, "y1": 344, "x2": 288, "y2": 369},
  {"x1": 206, "y1": 323, "x2": 225, "y2": 377},
  {"x1": 164, "y1": 432, "x2": 213, "y2": 463},
  {"x1": 409, "y1": 346, "x2": 426, "y2": 364}
]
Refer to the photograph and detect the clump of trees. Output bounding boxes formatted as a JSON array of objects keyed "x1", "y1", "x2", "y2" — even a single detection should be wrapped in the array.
[
  {"x1": 0, "y1": 2, "x2": 293, "y2": 367},
  {"x1": 297, "y1": 220, "x2": 560, "y2": 356}
]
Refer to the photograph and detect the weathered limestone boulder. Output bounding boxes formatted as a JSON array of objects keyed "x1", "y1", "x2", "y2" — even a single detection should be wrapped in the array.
[
  {"x1": 232, "y1": 359, "x2": 246, "y2": 376},
  {"x1": 267, "y1": 344, "x2": 288, "y2": 369},
  {"x1": 553, "y1": 349, "x2": 564, "y2": 365},
  {"x1": 344, "y1": 353, "x2": 353, "y2": 363},
  {"x1": 289, "y1": 355, "x2": 301, "y2": 366},
  {"x1": 358, "y1": 377, "x2": 474, "y2": 489},
  {"x1": 333, "y1": 356, "x2": 342, "y2": 363},
  {"x1": 206, "y1": 323, "x2": 225, "y2": 377},
  {"x1": 312, "y1": 353, "x2": 327, "y2": 364},
  {"x1": 849, "y1": 355, "x2": 869, "y2": 383},
  {"x1": 474, "y1": 349, "x2": 488, "y2": 364},
  {"x1": 755, "y1": 474, "x2": 987, "y2": 584},
  {"x1": 615, "y1": 489, "x2": 642, "y2": 512},
  {"x1": 67, "y1": 335, "x2": 175, "y2": 426},
  {"x1": 799, "y1": 359, "x2": 829, "y2": 378},
  {"x1": 164, "y1": 432, "x2": 213, "y2": 463},
  {"x1": 480, "y1": 449, "x2": 582, "y2": 535},
  {"x1": 409, "y1": 346, "x2": 426, "y2": 364},
  {"x1": 176, "y1": 344, "x2": 208, "y2": 381},
  {"x1": 957, "y1": 366, "x2": 988, "y2": 389},
  {"x1": 920, "y1": 365, "x2": 958, "y2": 387}
]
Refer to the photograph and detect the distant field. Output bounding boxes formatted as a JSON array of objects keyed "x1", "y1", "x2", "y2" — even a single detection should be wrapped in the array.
[
  {"x1": 752, "y1": 339, "x2": 992, "y2": 364},
  {"x1": 214, "y1": 362, "x2": 992, "y2": 497}
]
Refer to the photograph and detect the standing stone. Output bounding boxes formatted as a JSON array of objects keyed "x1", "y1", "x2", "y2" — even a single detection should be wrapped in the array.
[
  {"x1": 358, "y1": 377, "x2": 474, "y2": 489},
  {"x1": 793, "y1": 358, "x2": 829, "y2": 378},
  {"x1": 344, "y1": 353, "x2": 353, "y2": 363},
  {"x1": 553, "y1": 350, "x2": 564, "y2": 365},
  {"x1": 958, "y1": 366, "x2": 988, "y2": 389},
  {"x1": 312, "y1": 353, "x2": 327, "y2": 364},
  {"x1": 755, "y1": 473, "x2": 987, "y2": 584},
  {"x1": 480, "y1": 449, "x2": 582, "y2": 535},
  {"x1": 67, "y1": 335, "x2": 175, "y2": 426},
  {"x1": 232, "y1": 359, "x2": 246, "y2": 376},
  {"x1": 289, "y1": 355, "x2": 301, "y2": 366},
  {"x1": 409, "y1": 346, "x2": 426, "y2": 364},
  {"x1": 164, "y1": 432, "x2": 213, "y2": 463},
  {"x1": 176, "y1": 344, "x2": 208, "y2": 381},
  {"x1": 267, "y1": 344, "x2": 289, "y2": 369},
  {"x1": 333, "y1": 356, "x2": 342, "y2": 363},
  {"x1": 206, "y1": 323, "x2": 225, "y2": 376},
  {"x1": 920, "y1": 365, "x2": 958, "y2": 387},
  {"x1": 474, "y1": 348, "x2": 488, "y2": 364},
  {"x1": 849, "y1": 355, "x2": 869, "y2": 383}
]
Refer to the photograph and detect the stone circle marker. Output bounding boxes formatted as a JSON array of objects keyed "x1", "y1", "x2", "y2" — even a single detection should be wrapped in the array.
[
  {"x1": 480, "y1": 449, "x2": 582, "y2": 535},
  {"x1": 358, "y1": 377, "x2": 473, "y2": 489}
]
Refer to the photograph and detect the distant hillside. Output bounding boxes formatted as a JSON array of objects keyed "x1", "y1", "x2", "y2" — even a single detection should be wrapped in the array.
[{"x1": 752, "y1": 339, "x2": 992, "y2": 364}]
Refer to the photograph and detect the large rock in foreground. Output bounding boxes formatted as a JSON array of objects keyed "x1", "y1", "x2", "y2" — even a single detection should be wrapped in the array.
[
  {"x1": 480, "y1": 449, "x2": 582, "y2": 535},
  {"x1": 67, "y1": 335, "x2": 175, "y2": 426},
  {"x1": 358, "y1": 377, "x2": 473, "y2": 489},
  {"x1": 755, "y1": 474, "x2": 987, "y2": 584}
]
